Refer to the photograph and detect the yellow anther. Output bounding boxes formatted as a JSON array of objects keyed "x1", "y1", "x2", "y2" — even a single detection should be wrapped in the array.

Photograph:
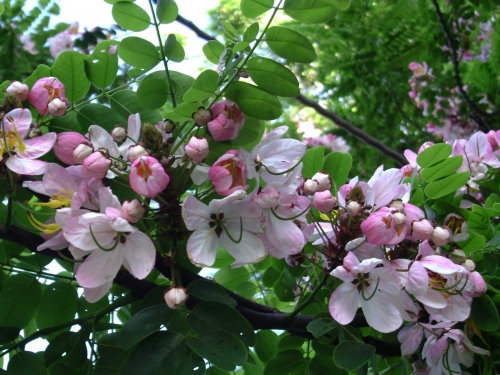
[
  {"x1": 27, "y1": 213, "x2": 61, "y2": 234},
  {"x1": 28, "y1": 190, "x2": 72, "y2": 209}
]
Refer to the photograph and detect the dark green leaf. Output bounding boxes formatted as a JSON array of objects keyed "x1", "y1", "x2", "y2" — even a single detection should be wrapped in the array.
[
  {"x1": 7, "y1": 352, "x2": 46, "y2": 375},
  {"x1": 85, "y1": 40, "x2": 119, "y2": 89},
  {"x1": 24, "y1": 64, "x2": 51, "y2": 88},
  {"x1": 137, "y1": 78, "x2": 169, "y2": 110},
  {"x1": 224, "y1": 81, "x2": 282, "y2": 120},
  {"x1": 277, "y1": 334, "x2": 304, "y2": 351},
  {"x1": 263, "y1": 350, "x2": 306, "y2": 375},
  {"x1": 323, "y1": 152, "x2": 352, "y2": 195},
  {"x1": 302, "y1": 146, "x2": 324, "y2": 178},
  {"x1": 118, "y1": 37, "x2": 160, "y2": 70},
  {"x1": 0, "y1": 274, "x2": 41, "y2": 329},
  {"x1": 265, "y1": 27, "x2": 316, "y2": 63},
  {"x1": 183, "y1": 70, "x2": 218, "y2": 102},
  {"x1": 236, "y1": 281, "x2": 257, "y2": 299},
  {"x1": 470, "y1": 293, "x2": 500, "y2": 331},
  {"x1": 186, "y1": 279, "x2": 237, "y2": 308},
  {"x1": 112, "y1": 2, "x2": 151, "y2": 32},
  {"x1": 77, "y1": 103, "x2": 127, "y2": 132},
  {"x1": 49, "y1": 111, "x2": 81, "y2": 132},
  {"x1": 36, "y1": 281, "x2": 78, "y2": 330},
  {"x1": 273, "y1": 268, "x2": 296, "y2": 302},
  {"x1": 308, "y1": 356, "x2": 347, "y2": 375},
  {"x1": 333, "y1": 341, "x2": 375, "y2": 371},
  {"x1": 0, "y1": 327, "x2": 20, "y2": 345},
  {"x1": 306, "y1": 318, "x2": 338, "y2": 338},
  {"x1": 254, "y1": 331, "x2": 279, "y2": 364},
  {"x1": 51, "y1": 51, "x2": 90, "y2": 103},
  {"x1": 214, "y1": 267, "x2": 249, "y2": 291},
  {"x1": 109, "y1": 90, "x2": 163, "y2": 124}
]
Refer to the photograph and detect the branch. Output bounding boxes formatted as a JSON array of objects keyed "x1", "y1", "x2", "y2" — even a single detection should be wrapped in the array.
[
  {"x1": 176, "y1": 14, "x2": 216, "y2": 41},
  {"x1": 431, "y1": 0, "x2": 497, "y2": 129},
  {"x1": 295, "y1": 94, "x2": 408, "y2": 166}
]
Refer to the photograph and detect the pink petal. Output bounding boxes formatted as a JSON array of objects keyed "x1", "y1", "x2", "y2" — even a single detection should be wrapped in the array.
[
  {"x1": 75, "y1": 248, "x2": 125, "y2": 288},
  {"x1": 186, "y1": 229, "x2": 219, "y2": 266},
  {"x1": 6, "y1": 157, "x2": 47, "y2": 175},
  {"x1": 4, "y1": 108, "x2": 32, "y2": 138},
  {"x1": 84, "y1": 281, "x2": 112, "y2": 303},
  {"x1": 328, "y1": 282, "x2": 359, "y2": 325},
  {"x1": 18, "y1": 133, "x2": 57, "y2": 159},
  {"x1": 220, "y1": 231, "x2": 266, "y2": 265},
  {"x1": 122, "y1": 231, "x2": 155, "y2": 279}
]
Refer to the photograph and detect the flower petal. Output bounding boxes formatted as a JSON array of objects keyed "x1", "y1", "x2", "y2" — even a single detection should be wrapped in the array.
[
  {"x1": 75, "y1": 248, "x2": 125, "y2": 288},
  {"x1": 122, "y1": 231, "x2": 156, "y2": 279}
]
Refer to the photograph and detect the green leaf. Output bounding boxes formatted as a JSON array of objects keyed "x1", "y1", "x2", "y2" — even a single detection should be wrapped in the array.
[
  {"x1": 262, "y1": 267, "x2": 280, "y2": 288},
  {"x1": 284, "y1": 0, "x2": 337, "y2": 23},
  {"x1": 118, "y1": 37, "x2": 160, "y2": 70},
  {"x1": 0, "y1": 327, "x2": 20, "y2": 345},
  {"x1": 470, "y1": 293, "x2": 500, "y2": 331},
  {"x1": 77, "y1": 103, "x2": 127, "y2": 132},
  {"x1": 308, "y1": 356, "x2": 347, "y2": 375},
  {"x1": 45, "y1": 331, "x2": 88, "y2": 368},
  {"x1": 302, "y1": 146, "x2": 324, "y2": 179},
  {"x1": 36, "y1": 281, "x2": 78, "y2": 330},
  {"x1": 166, "y1": 101, "x2": 203, "y2": 121},
  {"x1": 236, "y1": 281, "x2": 257, "y2": 299},
  {"x1": 333, "y1": 341, "x2": 375, "y2": 371},
  {"x1": 0, "y1": 3, "x2": 4, "y2": 16},
  {"x1": 49, "y1": 111, "x2": 81, "y2": 132},
  {"x1": 224, "y1": 81, "x2": 282, "y2": 120},
  {"x1": 137, "y1": 78, "x2": 169, "y2": 110},
  {"x1": 246, "y1": 57, "x2": 300, "y2": 97},
  {"x1": 85, "y1": 40, "x2": 119, "y2": 89},
  {"x1": 112, "y1": 2, "x2": 151, "y2": 32},
  {"x1": 255, "y1": 331, "x2": 279, "y2": 363},
  {"x1": 24, "y1": 64, "x2": 51, "y2": 88},
  {"x1": 263, "y1": 350, "x2": 306, "y2": 375},
  {"x1": 241, "y1": 0, "x2": 274, "y2": 18},
  {"x1": 214, "y1": 267, "x2": 250, "y2": 291},
  {"x1": 277, "y1": 334, "x2": 304, "y2": 351},
  {"x1": 203, "y1": 41, "x2": 225, "y2": 65},
  {"x1": 164, "y1": 34, "x2": 185, "y2": 63},
  {"x1": 306, "y1": 318, "x2": 338, "y2": 338},
  {"x1": 416, "y1": 143, "x2": 452, "y2": 168},
  {"x1": 183, "y1": 70, "x2": 218, "y2": 103},
  {"x1": 273, "y1": 268, "x2": 296, "y2": 302},
  {"x1": 119, "y1": 305, "x2": 179, "y2": 350},
  {"x1": 191, "y1": 301, "x2": 255, "y2": 346},
  {"x1": 265, "y1": 27, "x2": 316, "y2": 63},
  {"x1": 51, "y1": 51, "x2": 90, "y2": 103},
  {"x1": 0, "y1": 274, "x2": 41, "y2": 329},
  {"x1": 109, "y1": 90, "x2": 163, "y2": 124},
  {"x1": 119, "y1": 331, "x2": 184, "y2": 375},
  {"x1": 156, "y1": 0, "x2": 178, "y2": 24},
  {"x1": 244, "y1": 23, "x2": 259, "y2": 42},
  {"x1": 420, "y1": 156, "x2": 463, "y2": 183},
  {"x1": 424, "y1": 172, "x2": 470, "y2": 199},
  {"x1": 7, "y1": 352, "x2": 46, "y2": 375},
  {"x1": 323, "y1": 152, "x2": 352, "y2": 195},
  {"x1": 186, "y1": 279, "x2": 237, "y2": 308}
]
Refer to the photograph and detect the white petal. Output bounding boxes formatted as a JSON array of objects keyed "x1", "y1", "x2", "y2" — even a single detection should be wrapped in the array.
[
  {"x1": 122, "y1": 232, "x2": 156, "y2": 280},
  {"x1": 75, "y1": 248, "x2": 124, "y2": 288},
  {"x1": 186, "y1": 229, "x2": 219, "y2": 266}
]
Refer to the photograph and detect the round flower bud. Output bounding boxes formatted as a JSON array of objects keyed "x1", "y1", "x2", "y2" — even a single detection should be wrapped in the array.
[
  {"x1": 73, "y1": 143, "x2": 94, "y2": 164},
  {"x1": 184, "y1": 136, "x2": 209, "y2": 164},
  {"x1": 389, "y1": 199, "x2": 405, "y2": 212},
  {"x1": 192, "y1": 107, "x2": 212, "y2": 127},
  {"x1": 160, "y1": 119, "x2": 176, "y2": 133},
  {"x1": 464, "y1": 259, "x2": 476, "y2": 272},
  {"x1": 311, "y1": 171, "x2": 332, "y2": 192},
  {"x1": 111, "y1": 126, "x2": 127, "y2": 142},
  {"x1": 410, "y1": 219, "x2": 433, "y2": 240},
  {"x1": 83, "y1": 151, "x2": 111, "y2": 179},
  {"x1": 54, "y1": 132, "x2": 91, "y2": 165},
  {"x1": 313, "y1": 191, "x2": 337, "y2": 213},
  {"x1": 431, "y1": 226, "x2": 451, "y2": 247},
  {"x1": 6, "y1": 81, "x2": 29, "y2": 102},
  {"x1": 293, "y1": 285, "x2": 302, "y2": 297},
  {"x1": 164, "y1": 287, "x2": 188, "y2": 310},
  {"x1": 346, "y1": 201, "x2": 362, "y2": 216},
  {"x1": 303, "y1": 178, "x2": 318, "y2": 196},
  {"x1": 393, "y1": 212, "x2": 406, "y2": 226},
  {"x1": 128, "y1": 144, "x2": 149, "y2": 163},
  {"x1": 48, "y1": 97, "x2": 68, "y2": 117},
  {"x1": 121, "y1": 199, "x2": 145, "y2": 223}
]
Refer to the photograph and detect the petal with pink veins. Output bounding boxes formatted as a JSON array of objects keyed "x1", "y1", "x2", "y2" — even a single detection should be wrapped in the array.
[
  {"x1": 75, "y1": 248, "x2": 125, "y2": 288},
  {"x1": 122, "y1": 231, "x2": 155, "y2": 279}
]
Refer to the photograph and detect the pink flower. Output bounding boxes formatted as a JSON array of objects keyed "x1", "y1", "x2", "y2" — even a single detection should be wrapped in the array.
[
  {"x1": 121, "y1": 199, "x2": 145, "y2": 223},
  {"x1": 208, "y1": 150, "x2": 248, "y2": 196},
  {"x1": 48, "y1": 97, "x2": 69, "y2": 117},
  {"x1": 313, "y1": 191, "x2": 337, "y2": 213},
  {"x1": 184, "y1": 136, "x2": 209, "y2": 164},
  {"x1": 130, "y1": 156, "x2": 170, "y2": 198},
  {"x1": 6, "y1": 81, "x2": 29, "y2": 102},
  {"x1": 361, "y1": 207, "x2": 407, "y2": 246},
  {"x1": 83, "y1": 151, "x2": 111, "y2": 179},
  {"x1": 54, "y1": 133, "x2": 91, "y2": 166},
  {"x1": 207, "y1": 100, "x2": 245, "y2": 141},
  {"x1": 1, "y1": 108, "x2": 56, "y2": 175},
  {"x1": 28, "y1": 77, "x2": 68, "y2": 116},
  {"x1": 164, "y1": 287, "x2": 188, "y2": 309}
]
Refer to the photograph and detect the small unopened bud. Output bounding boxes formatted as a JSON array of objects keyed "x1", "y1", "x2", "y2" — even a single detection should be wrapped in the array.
[
  {"x1": 111, "y1": 126, "x2": 127, "y2": 142},
  {"x1": 28, "y1": 127, "x2": 42, "y2": 139},
  {"x1": 6, "y1": 81, "x2": 29, "y2": 102},
  {"x1": 73, "y1": 143, "x2": 94, "y2": 164},
  {"x1": 164, "y1": 287, "x2": 188, "y2": 310},
  {"x1": 411, "y1": 219, "x2": 433, "y2": 240},
  {"x1": 128, "y1": 144, "x2": 149, "y2": 163},
  {"x1": 121, "y1": 199, "x2": 145, "y2": 223},
  {"x1": 393, "y1": 212, "x2": 406, "y2": 226},
  {"x1": 346, "y1": 201, "x2": 362, "y2": 216},
  {"x1": 184, "y1": 136, "x2": 209, "y2": 164},
  {"x1": 464, "y1": 259, "x2": 476, "y2": 271},
  {"x1": 313, "y1": 191, "x2": 337, "y2": 213},
  {"x1": 293, "y1": 285, "x2": 302, "y2": 297},
  {"x1": 431, "y1": 226, "x2": 451, "y2": 247},
  {"x1": 114, "y1": 159, "x2": 128, "y2": 171},
  {"x1": 192, "y1": 107, "x2": 212, "y2": 127},
  {"x1": 161, "y1": 119, "x2": 176, "y2": 133},
  {"x1": 449, "y1": 249, "x2": 466, "y2": 264},
  {"x1": 311, "y1": 171, "x2": 332, "y2": 192},
  {"x1": 303, "y1": 178, "x2": 318, "y2": 195},
  {"x1": 285, "y1": 254, "x2": 304, "y2": 268},
  {"x1": 83, "y1": 151, "x2": 111, "y2": 179},
  {"x1": 48, "y1": 98, "x2": 68, "y2": 117},
  {"x1": 389, "y1": 199, "x2": 405, "y2": 212}
]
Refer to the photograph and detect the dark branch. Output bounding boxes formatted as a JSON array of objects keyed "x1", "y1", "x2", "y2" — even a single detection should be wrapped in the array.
[
  {"x1": 176, "y1": 14, "x2": 216, "y2": 41},
  {"x1": 431, "y1": 0, "x2": 497, "y2": 129},
  {"x1": 295, "y1": 94, "x2": 408, "y2": 166}
]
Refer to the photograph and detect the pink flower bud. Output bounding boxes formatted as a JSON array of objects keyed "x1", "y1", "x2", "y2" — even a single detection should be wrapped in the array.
[
  {"x1": 208, "y1": 150, "x2": 248, "y2": 196},
  {"x1": 130, "y1": 156, "x2": 170, "y2": 198},
  {"x1": 410, "y1": 219, "x2": 434, "y2": 240},
  {"x1": 303, "y1": 178, "x2": 318, "y2": 195},
  {"x1": 486, "y1": 130, "x2": 499, "y2": 150},
  {"x1": 53, "y1": 132, "x2": 92, "y2": 165},
  {"x1": 111, "y1": 126, "x2": 127, "y2": 142},
  {"x1": 121, "y1": 199, "x2": 145, "y2": 223},
  {"x1": 311, "y1": 171, "x2": 332, "y2": 192},
  {"x1": 128, "y1": 144, "x2": 149, "y2": 163},
  {"x1": 83, "y1": 151, "x2": 111, "y2": 179},
  {"x1": 431, "y1": 226, "x2": 451, "y2": 247},
  {"x1": 6, "y1": 81, "x2": 29, "y2": 101},
  {"x1": 192, "y1": 107, "x2": 212, "y2": 127},
  {"x1": 346, "y1": 201, "x2": 362, "y2": 216},
  {"x1": 28, "y1": 77, "x2": 67, "y2": 115},
  {"x1": 48, "y1": 97, "x2": 68, "y2": 117},
  {"x1": 164, "y1": 287, "x2": 188, "y2": 309},
  {"x1": 73, "y1": 143, "x2": 94, "y2": 164},
  {"x1": 207, "y1": 100, "x2": 245, "y2": 141},
  {"x1": 184, "y1": 136, "x2": 209, "y2": 164},
  {"x1": 361, "y1": 207, "x2": 407, "y2": 246},
  {"x1": 312, "y1": 191, "x2": 337, "y2": 213}
]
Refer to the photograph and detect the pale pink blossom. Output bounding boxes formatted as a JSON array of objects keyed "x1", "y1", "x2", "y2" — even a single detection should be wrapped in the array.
[
  {"x1": 6, "y1": 81, "x2": 29, "y2": 102},
  {"x1": 312, "y1": 191, "x2": 337, "y2": 213},
  {"x1": 121, "y1": 199, "x2": 145, "y2": 223},
  {"x1": 130, "y1": 156, "x2": 170, "y2": 198},
  {"x1": 28, "y1": 77, "x2": 68, "y2": 116},
  {"x1": 207, "y1": 100, "x2": 245, "y2": 141},
  {"x1": 54, "y1": 132, "x2": 91, "y2": 165},
  {"x1": 83, "y1": 151, "x2": 111, "y2": 179},
  {"x1": 164, "y1": 287, "x2": 188, "y2": 309},
  {"x1": 208, "y1": 150, "x2": 248, "y2": 196},
  {"x1": 184, "y1": 136, "x2": 209, "y2": 164}
]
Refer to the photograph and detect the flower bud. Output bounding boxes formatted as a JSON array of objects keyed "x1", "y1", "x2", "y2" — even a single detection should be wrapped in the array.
[
  {"x1": 464, "y1": 259, "x2": 476, "y2": 272},
  {"x1": 393, "y1": 212, "x2": 406, "y2": 226},
  {"x1": 164, "y1": 287, "x2": 188, "y2": 309},
  {"x1": 346, "y1": 201, "x2": 362, "y2": 216},
  {"x1": 83, "y1": 151, "x2": 111, "y2": 179},
  {"x1": 311, "y1": 171, "x2": 332, "y2": 192},
  {"x1": 130, "y1": 156, "x2": 170, "y2": 198},
  {"x1": 312, "y1": 191, "x2": 337, "y2": 213},
  {"x1": 6, "y1": 81, "x2": 29, "y2": 101},
  {"x1": 192, "y1": 107, "x2": 212, "y2": 127},
  {"x1": 293, "y1": 285, "x2": 302, "y2": 297},
  {"x1": 389, "y1": 199, "x2": 405, "y2": 212},
  {"x1": 121, "y1": 199, "x2": 145, "y2": 223},
  {"x1": 207, "y1": 100, "x2": 245, "y2": 141},
  {"x1": 302, "y1": 178, "x2": 318, "y2": 195},
  {"x1": 73, "y1": 143, "x2": 94, "y2": 164},
  {"x1": 444, "y1": 213, "x2": 469, "y2": 242},
  {"x1": 449, "y1": 249, "x2": 466, "y2": 264},
  {"x1": 48, "y1": 97, "x2": 68, "y2": 117},
  {"x1": 410, "y1": 219, "x2": 433, "y2": 240},
  {"x1": 184, "y1": 136, "x2": 209, "y2": 164},
  {"x1": 54, "y1": 132, "x2": 92, "y2": 165},
  {"x1": 111, "y1": 126, "x2": 127, "y2": 142},
  {"x1": 285, "y1": 254, "x2": 304, "y2": 268},
  {"x1": 161, "y1": 119, "x2": 176, "y2": 133},
  {"x1": 431, "y1": 226, "x2": 451, "y2": 247},
  {"x1": 128, "y1": 144, "x2": 149, "y2": 163},
  {"x1": 29, "y1": 77, "x2": 67, "y2": 115}
]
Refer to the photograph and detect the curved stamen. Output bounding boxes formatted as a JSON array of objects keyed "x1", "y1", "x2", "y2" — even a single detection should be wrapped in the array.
[
  {"x1": 57, "y1": 251, "x2": 84, "y2": 263},
  {"x1": 361, "y1": 277, "x2": 380, "y2": 301},
  {"x1": 220, "y1": 217, "x2": 243, "y2": 244},
  {"x1": 431, "y1": 273, "x2": 466, "y2": 293},
  {"x1": 270, "y1": 204, "x2": 311, "y2": 221},
  {"x1": 261, "y1": 156, "x2": 304, "y2": 176},
  {"x1": 89, "y1": 226, "x2": 121, "y2": 252},
  {"x1": 27, "y1": 213, "x2": 61, "y2": 234}
]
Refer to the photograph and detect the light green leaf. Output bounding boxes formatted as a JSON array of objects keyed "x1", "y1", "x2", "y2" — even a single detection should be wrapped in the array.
[
  {"x1": 203, "y1": 40, "x2": 225, "y2": 65},
  {"x1": 424, "y1": 172, "x2": 470, "y2": 199},
  {"x1": 236, "y1": 281, "x2": 257, "y2": 299},
  {"x1": 118, "y1": 36, "x2": 160, "y2": 70},
  {"x1": 164, "y1": 34, "x2": 185, "y2": 62},
  {"x1": 247, "y1": 56, "x2": 300, "y2": 97},
  {"x1": 333, "y1": 341, "x2": 375, "y2": 371},
  {"x1": 24, "y1": 64, "x2": 51, "y2": 88},
  {"x1": 224, "y1": 81, "x2": 282, "y2": 120},
  {"x1": 7, "y1": 352, "x2": 46, "y2": 375},
  {"x1": 420, "y1": 156, "x2": 463, "y2": 182},
  {"x1": 273, "y1": 268, "x2": 296, "y2": 302},
  {"x1": 323, "y1": 152, "x2": 352, "y2": 195},
  {"x1": 265, "y1": 27, "x2": 316, "y2": 63},
  {"x1": 0, "y1": 274, "x2": 41, "y2": 329},
  {"x1": 284, "y1": 0, "x2": 337, "y2": 23},
  {"x1": 51, "y1": 51, "x2": 91, "y2": 103},
  {"x1": 137, "y1": 78, "x2": 169, "y2": 110},
  {"x1": 156, "y1": 0, "x2": 178, "y2": 24},
  {"x1": 35, "y1": 281, "x2": 78, "y2": 330},
  {"x1": 263, "y1": 350, "x2": 306, "y2": 375},
  {"x1": 244, "y1": 22, "x2": 259, "y2": 42},
  {"x1": 241, "y1": 0, "x2": 274, "y2": 18},
  {"x1": 85, "y1": 40, "x2": 119, "y2": 89},
  {"x1": 109, "y1": 90, "x2": 163, "y2": 124},
  {"x1": 302, "y1": 146, "x2": 324, "y2": 178},
  {"x1": 112, "y1": 2, "x2": 151, "y2": 32},
  {"x1": 214, "y1": 267, "x2": 250, "y2": 291},
  {"x1": 0, "y1": 3, "x2": 4, "y2": 16},
  {"x1": 416, "y1": 143, "x2": 452, "y2": 168},
  {"x1": 306, "y1": 318, "x2": 338, "y2": 338},
  {"x1": 183, "y1": 70, "x2": 218, "y2": 102},
  {"x1": 77, "y1": 103, "x2": 127, "y2": 132},
  {"x1": 166, "y1": 101, "x2": 203, "y2": 121}
]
